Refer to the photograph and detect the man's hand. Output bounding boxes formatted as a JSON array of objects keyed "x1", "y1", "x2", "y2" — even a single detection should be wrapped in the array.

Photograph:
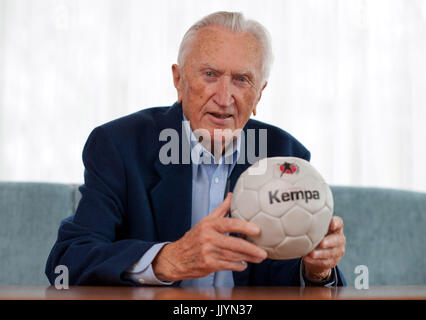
[
  {"x1": 152, "y1": 193, "x2": 268, "y2": 282},
  {"x1": 302, "y1": 216, "x2": 346, "y2": 282}
]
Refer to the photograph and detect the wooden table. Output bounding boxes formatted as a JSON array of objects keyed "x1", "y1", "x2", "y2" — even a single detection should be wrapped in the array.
[{"x1": 0, "y1": 285, "x2": 425, "y2": 300}]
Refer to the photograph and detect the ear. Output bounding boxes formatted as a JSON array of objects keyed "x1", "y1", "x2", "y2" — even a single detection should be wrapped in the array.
[
  {"x1": 253, "y1": 81, "x2": 268, "y2": 116},
  {"x1": 172, "y1": 64, "x2": 184, "y2": 103}
]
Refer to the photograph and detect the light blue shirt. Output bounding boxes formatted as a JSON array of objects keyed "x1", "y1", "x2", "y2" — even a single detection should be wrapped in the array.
[{"x1": 124, "y1": 115, "x2": 337, "y2": 287}]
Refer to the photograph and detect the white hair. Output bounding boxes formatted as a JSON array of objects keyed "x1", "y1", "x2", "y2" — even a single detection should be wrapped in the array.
[{"x1": 177, "y1": 11, "x2": 274, "y2": 82}]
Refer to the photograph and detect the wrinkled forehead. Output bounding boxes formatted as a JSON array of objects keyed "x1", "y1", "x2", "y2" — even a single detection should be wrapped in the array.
[{"x1": 186, "y1": 25, "x2": 264, "y2": 79}]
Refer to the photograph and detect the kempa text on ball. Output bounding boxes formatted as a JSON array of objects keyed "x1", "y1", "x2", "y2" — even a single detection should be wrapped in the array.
[{"x1": 268, "y1": 189, "x2": 321, "y2": 204}]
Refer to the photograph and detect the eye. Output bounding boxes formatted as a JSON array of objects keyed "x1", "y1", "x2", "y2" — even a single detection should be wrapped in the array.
[
  {"x1": 235, "y1": 75, "x2": 249, "y2": 83},
  {"x1": 205, "y1": 71, "x2": 213, "y2": 77}
]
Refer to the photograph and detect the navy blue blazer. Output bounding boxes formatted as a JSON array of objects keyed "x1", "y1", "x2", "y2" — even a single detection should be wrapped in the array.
[{"x1": 45, "y1": 102, "x2": 346, "y2": 286}]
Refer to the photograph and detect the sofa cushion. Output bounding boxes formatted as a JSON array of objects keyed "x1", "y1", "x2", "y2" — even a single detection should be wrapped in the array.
[
  {"x1": 332, "y1": 186, "x2": 426, "y2": 286},
  {"x1": 0, "y1": 182, "x2": 76, "y2": 285}
]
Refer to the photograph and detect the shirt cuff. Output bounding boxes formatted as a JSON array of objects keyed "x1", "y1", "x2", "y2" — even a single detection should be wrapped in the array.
[
  {"x1": 124, "y1": 242, "x2": 173, "y2": 285},
  {"x1": 299, "y1": 259, "x2": 337, "y2": 288}
]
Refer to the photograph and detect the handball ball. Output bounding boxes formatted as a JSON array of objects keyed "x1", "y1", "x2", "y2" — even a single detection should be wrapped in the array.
[{"x1": 230, "y1": 157, "x2": 333, "y2": 260}]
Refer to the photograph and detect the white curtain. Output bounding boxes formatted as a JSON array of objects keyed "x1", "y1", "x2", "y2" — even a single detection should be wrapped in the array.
[{"x1": 1, "y1": 0, "x2": 425, "y2": 192}]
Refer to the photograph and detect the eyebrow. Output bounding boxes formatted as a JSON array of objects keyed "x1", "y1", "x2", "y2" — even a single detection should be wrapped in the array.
[{"x1": 200, "y1": 63, "x2": 254, "y2": 80}]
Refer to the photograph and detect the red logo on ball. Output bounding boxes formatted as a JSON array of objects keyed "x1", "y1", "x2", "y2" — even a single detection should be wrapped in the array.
[{"x1": 279, "y1": 162, "x2": 298, "y2": 176}]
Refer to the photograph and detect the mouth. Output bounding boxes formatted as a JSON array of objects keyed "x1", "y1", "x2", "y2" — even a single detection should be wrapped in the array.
[{"x1": 207, "y1": 112, "x2": 233, "y2": 119}]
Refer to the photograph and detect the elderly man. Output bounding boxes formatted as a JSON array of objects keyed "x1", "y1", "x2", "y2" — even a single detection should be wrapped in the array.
[{"x1": 46, "y1": 11, "x2": 346, "y2": 287}]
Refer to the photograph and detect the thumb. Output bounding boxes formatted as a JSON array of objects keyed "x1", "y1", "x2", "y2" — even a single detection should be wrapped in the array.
[
  {"x1": 208, "y1": 192, "x2": 232, "y2": 219},
  {"x1": 328, "y1": 216, "x2": 344, "y2": 234}
]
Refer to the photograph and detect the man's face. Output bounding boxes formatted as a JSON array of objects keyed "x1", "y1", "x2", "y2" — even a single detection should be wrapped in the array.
[{"x1": 173, "y1": 25, "x2": 267, "y2": 146}]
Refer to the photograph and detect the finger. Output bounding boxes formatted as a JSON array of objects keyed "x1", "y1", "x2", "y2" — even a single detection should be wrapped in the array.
[
  {"x1": 214, "y1": 216, "x2": 260, "y2": 237},
  {"x1": 216, "y1": 260, "x2": 248, "y2": 272},
  {"x1": 199, "y1": 247, "x2": 250, "y2": 274},
  {"x1": 306, "y1": 246, "x2": 345, "y2": 260},
  {"x1": 215, "y1": 233, "x2": 267, "y2": 260},
  {"x1": 317, "y1": 233, "x2": 346, "y2": 249},
  {"x1": 213, "y1": 247, "x2": 265, "y2": 264},
  {"x1": 328, "y1": 216, "x2": 344, "y2": 233},
  {"x1": 208, "y1": 193, "x2": 232, "y2": 219},
  {"x1": 303, "y1": 256, "x2": 337, "y2": 270}
]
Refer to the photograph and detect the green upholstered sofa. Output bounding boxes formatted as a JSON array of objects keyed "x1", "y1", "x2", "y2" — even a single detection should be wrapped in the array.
[{"x1": 0, "y1": 182, "x2": 425, "y2": 286}]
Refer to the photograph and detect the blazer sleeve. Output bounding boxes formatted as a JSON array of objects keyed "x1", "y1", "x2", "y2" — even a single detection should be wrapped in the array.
[{"x1": 45, "y1": 126, "x2": 156, "y2": 286}]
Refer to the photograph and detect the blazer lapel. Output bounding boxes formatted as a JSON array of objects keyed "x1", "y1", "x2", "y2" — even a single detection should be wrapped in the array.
[
  {"x1": 149, "y1": 103, "x2": 192, "y2": 242},
  {"x1": 229, "y1": 120, "x2": 258, "y2": 192},
  {"x1": 150, "y1": 161, "x2": 192, "y2": 242}
]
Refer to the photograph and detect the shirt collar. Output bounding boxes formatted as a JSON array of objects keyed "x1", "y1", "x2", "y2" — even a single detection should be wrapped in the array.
[{"x1": 182, "y1": 113, "x2": 241, "y2": 165}]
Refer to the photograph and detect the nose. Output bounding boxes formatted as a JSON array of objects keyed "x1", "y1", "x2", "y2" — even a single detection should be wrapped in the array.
[{"x1": 213, "y1": 76, "x2": 235, "y2": 107}]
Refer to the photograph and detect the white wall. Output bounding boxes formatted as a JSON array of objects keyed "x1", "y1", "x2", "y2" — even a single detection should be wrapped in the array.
[{"x1": 1, "y1": 0, "x2": 425, "y2": 192}]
